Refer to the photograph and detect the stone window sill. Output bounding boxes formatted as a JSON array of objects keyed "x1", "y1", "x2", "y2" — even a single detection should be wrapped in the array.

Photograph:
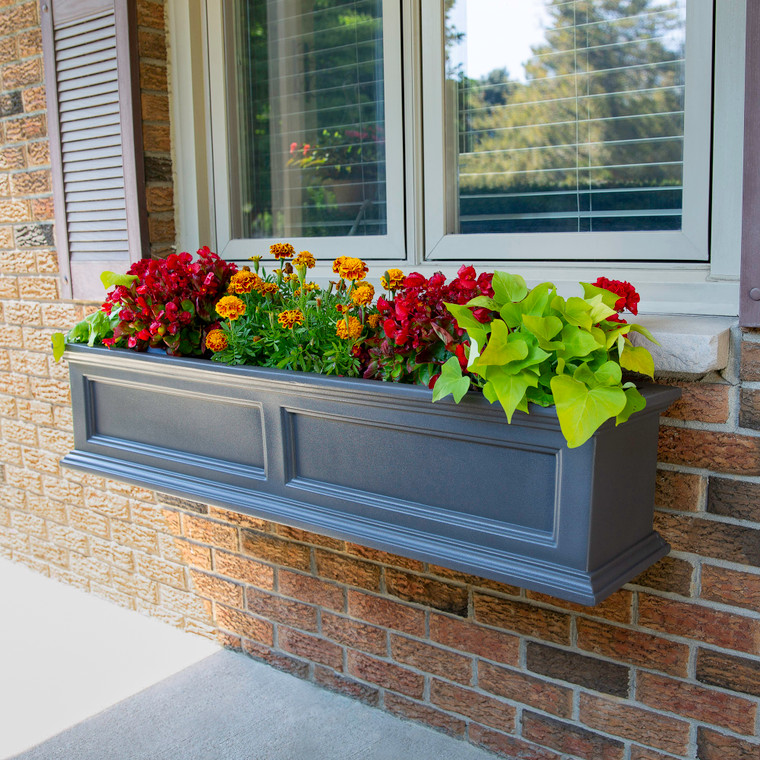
[{"x1": 631, "y1": 315, "x2": 736, "y2": 376}]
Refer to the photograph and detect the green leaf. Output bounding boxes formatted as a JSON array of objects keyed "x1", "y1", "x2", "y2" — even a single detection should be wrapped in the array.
[
  {"x1": 594, "y1": 360, "x2": 622, "y2": 386},
  {"x1": 553, "y1": 296, "x2": 593, "y2": 330},
  {"x1": 475, "y1": 320, "x2": 528, "y2": 367},
  {"x1": 581, "y1": 282, "x2": 622, "y2": 310},
  {"x1": 483, "y1": 382, "x2": 499, "y2": 404},
  {"x1": 492, "y1": 272, "x2": 527, "y2": 304},
  {"x1": 601, "y1": 323, "x2": 631, "y2": 349},
  {"x1": 627, "y1": 322, "x2": 659, "y2": 346},
  {"x1": 100, "y1": 271, "x2": 138, "y2": 290},
  {"x1": 522, "y1": 314, "x2": 562, "y2": 346},
  {"x1": 499, "y1": 303, "x2": 524, "y2": 329},
  {"x1": 445, "y1": 302, "x2": 489, "y2": 333},
  {"x1": 466, "y1": 295, "x2": 500, "y2": 310},
  {"x1": 432, "y1": 356, "x2": 471, "y2": 403},
  {"x1": 557, "y1": 324, "x2": 602, "y2": 361},
  {"x1": 586, "y1": 294, "x2": 617, "y2": 324},
  {"x1": 550, "y1": 374, "x2": 627, "y2": 448},
  {"x1": 519, "y1": 281, "x2": 555, "y2": 317},
  {"x1": 620, "y1": 344, "x2": 655, "y2": 378},
  {"x1": 467, "y1": 326, "x2": 488, "y2": 369},
  {"x1": 51, "y1": 332, "x2": 66, "y2": 362},
  {"x1": 487, "y1": 367, "x2": 538, "y2": 422},
  {"x1": 616, "y1": 386, "x2": 647, "y2": 425}
]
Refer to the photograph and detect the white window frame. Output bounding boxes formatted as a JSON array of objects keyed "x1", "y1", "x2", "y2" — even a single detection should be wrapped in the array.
[
  {"x1": 204, "y1": 0, "x2": 407, "y2": 261},
  {"x1": 169, "y1": 0, "x2": 746, "y2": 317}
]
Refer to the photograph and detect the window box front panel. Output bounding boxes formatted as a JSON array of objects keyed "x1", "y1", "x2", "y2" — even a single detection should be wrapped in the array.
[{"x1": 64, "y1": 344, "x2": 679, "y2": 605}]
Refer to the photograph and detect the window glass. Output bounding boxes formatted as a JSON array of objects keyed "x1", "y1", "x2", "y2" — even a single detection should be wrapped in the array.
[
  {"x1": 228, "y1": 0, "x2": 387, "y2": 239},
  {"x1": 445, "y1": 0, "x2": 688, "y2": 234}
]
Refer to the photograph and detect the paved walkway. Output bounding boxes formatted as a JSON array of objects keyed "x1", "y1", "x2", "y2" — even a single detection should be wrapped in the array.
[{"x1": 0, "y1": 559, "x2": 495, "y2": 760}]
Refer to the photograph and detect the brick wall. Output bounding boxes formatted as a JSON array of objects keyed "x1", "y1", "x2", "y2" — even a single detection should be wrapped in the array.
[{"x1": 1, "y1": 2, "x2": 760, "y2": 758}]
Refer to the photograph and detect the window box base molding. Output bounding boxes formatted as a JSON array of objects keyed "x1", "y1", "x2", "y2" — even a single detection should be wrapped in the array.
[{"x1": 63, "y1": 345, "x2": 680, "y2": 606}]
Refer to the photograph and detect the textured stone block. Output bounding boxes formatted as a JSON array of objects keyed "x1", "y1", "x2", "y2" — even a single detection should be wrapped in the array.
[
  {"x1": 522, "y1": 711, "x2": 625, "y2": 760},
  {"x1": 697, "y1": 728, "x2": 760, "y2": 760},
  {"x1": 347, "y1": 651, "x2": 424, "y2": 699},
  {"x1": 279, "y1": 627, "x2": 343, "y2": 671},
  {"x1": 240, "y1": 529, "x2": 310, "y2": 570},
  {"x1": 346, "y1": 590, "x2": 425, "y2": 637},
  {"x1": 384, "y1": 693, "x2": 466, "y2": 738},
  {"x1": 278, "y1": 570, "x2": 343, "y2": 610},
  {"x1": 321, "y1": 612, "x2": 387, "y2": 656},
  {"x1": 708, "y1": 476, "x2": 760, "y2": 522},
  {"x1": 390, "y1": 635, "x2": 473, "y2": 685},
  {"x1": 473, "y1": 593, "x2": 571, "y2": 644},
  {"x1": 696, "y1": 649, "x2": 760, "y2": 697},
  {"x1": 429, "y1": 612, "x2": 520, "y2": 666},
  {"x1": 315, "y1": 549, "x2": 381, "y2": 592},
  {"x1": 386, "y1": 568, "x2": 468, "y2": 617},
  {"x1": 214, "y1": 549, "x2": 274, "y2": 589},
  {"x1": 658, "y1": 426, "x2": 760, "y2": 475},
  {"x1": 430, "y1": 679, "x2": 516, "y2": 732},
  {"x1": 245, "y1": 587, "x2": 317, "y2": 632}
]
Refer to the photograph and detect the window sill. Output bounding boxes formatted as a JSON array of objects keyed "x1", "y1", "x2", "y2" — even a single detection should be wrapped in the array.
[{"x1": 631, "y1": 315, "x2": 736, "y2": 376}]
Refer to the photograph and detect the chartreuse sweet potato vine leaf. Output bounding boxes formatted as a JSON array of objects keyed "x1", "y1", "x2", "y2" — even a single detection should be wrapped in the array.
[
  {"x1": 443, "y1": 272, "x2": 657, "y2": 448},
  {"x1": 431, "y1": 356, "x2": 471, "y2": 403},
  {"x1": 100, "y1": 271, "x2": 138, "y2": 290}
]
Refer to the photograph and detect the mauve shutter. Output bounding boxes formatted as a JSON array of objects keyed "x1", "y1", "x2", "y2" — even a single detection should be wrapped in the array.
[
  {"x1": 741, "y1": 0, "x2": 760, "y2": 326},
  {"x1": 41, "y1": 0, "x2": 148, "y2": 301}
]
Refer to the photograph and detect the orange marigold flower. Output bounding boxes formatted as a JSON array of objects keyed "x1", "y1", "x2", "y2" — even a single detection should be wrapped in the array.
[
  {"x1": 293, "y1": 250, "x2": 316, "y2": 269},
  {"x1": 260, "y1": 282, "x2": 278, "y2": 296},
  {"x1": 336, "y1": 315, "x2": 362, "y2": 340},
  {"x1": 228, "y1": 270, "x2": 262, "y2": 294},
  {"x1": 381, "y1": 268, "x2": 405, "y2": 290},
  {"x1": 216, "y1": 295, "x2": 246, "y2": 321},
  {"x1": 338, "y1": 257, "x2": 369, "y2": 281},
  {"x1": 367, "y1": 313, "x2": 382, "y2": 329},
  {"x1": 205, "y1": 329, "x2": 228, "y2": 351},
  {"x1": 248, "y1": 255, "x2": 262, "y2": 263},
  {"x1": 336, "y1": 304, "x2": 349, "y2": 314},
  {"x1": 277, "y1": 309, "x2": 304, "y2": 329},
  {"x1": 270, "y1": 242, "x2": 295, "y2": 259},
  {"x1": 351, "y1": 283, "x2": 375, "y2": 307},
  {"x1": 332, "y1": 256, "x2": 347, "y2": 275}
]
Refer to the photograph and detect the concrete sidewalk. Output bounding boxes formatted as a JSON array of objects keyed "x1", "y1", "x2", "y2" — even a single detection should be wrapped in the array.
[{"x1": 0, "y1": 559, "x2": 495, "y2": 760}]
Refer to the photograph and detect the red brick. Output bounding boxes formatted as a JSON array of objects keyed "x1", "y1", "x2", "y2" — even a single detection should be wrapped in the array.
[
  {"x1": 347, "y1": 590, "x2": 425, "y2": 637},
  {"x1": 390, "y1": 635, "x2": 472, "y2": 685},
  {"x1": 701, "y1": 564, "x2": 760, "y2": 613},
  {"x1": 478, "y1": 662, "x2": 573, "y2": 719},
  {"x1": 385, "y1": 568, "x2": 468, "y2": 617},
  {"x1": 137, "y1": 0, "x2": 165, "y2": 29},
  {"x1": 313, "y1": 666, "x2": 379, "y2": 706},
  {"x1": 637, "y1": 671, "x2": 757, "y2": 735},
  {"x1": 189, "y1": 569, "x2": 244, "y2": 608},
  {"x1": 321, "y1": 612, "x2": 387, "y2": 656},
  {"x1": 183, "y1": 514, "x2": 238, "y2": 552},
  {"x1": 208, "y1": 508, "x2": 266, "y2": 531},
  {"x1": 4, "y1": 114, "x2": 45, "y2": 142},
  {"x1": 430, "y1": 679, "x2": 516, "y2": 732},
  {"x1": 85, "y1": 489, "x2": 130, "y2": 520},
  {"x1": 639, "y1": 593, "x2": 760, "y2": 654},
  {"x1": 429, "y1": 613, "x2": 520, "y2": 666},
  {"x1": 145, "y1": 182, "x2": 172, "y2": 210},
  {"x1": 139, "y1": 61, "x2": 166, "y2": 90},
  {"x1": 10, "y1": 169, "x2": 49, "y2": 196},
  {"x1": 240, "y1": 529, "x2": 310, "y2": 571},
  {"x1": 740, "y1": 387, "x2": 760, "y2": 429},
  {"x1": 241, "y1": 639, "x2": 309, "y2": 678},
  {"x1": 111, "y1": 568, "x2": 158, "y2": 603},
  {"x1": 0, "y1": 2, "x2": 38, "y2": 36},
  {"x1": 112, "y1": 521, "x2": 159, "y2": 554},
  {"x1": 138, "y1": 29, "x2": 166, "y2": 60},
  {"x1": 68, "y1": 506, "x2": 109, "y2": 539},
  {"x1": 147, "y1": 214, "x2": 174, "y2": 243},
  {"x1": 654, "y1": 469, "x2": 703, "y2": 512},
  {"x1": 526, "y1": 589, "x2": 632, "y2": 623},
  {"x1": 216, "y1": 604, "x2": 273, "y2": 645},
  {"x1": 697, "y1": 728, "x2": 760, "y2": 760},
  {"x1": 135, "y1": 553, "x2": 185, "y2": 588},
  {"x1": 279, "y1": 627, "x2": 343, "y2": 670},
  {"x1": 245, "y1": 587, "x2": 317, "y2": 632},
  {"x1": 346, "y1": 651, "x2": 424, "y2": 698},
  {"x1": 629, "y1": 749, "x2": 681, "y2": 760},
  {"x1": 630, "y1": 556, "x2": 694, "y2": 596},
  {"x1": 659, "y1": 380, "x2": 730, "y2": 423},
  {"x1": 579, "y1": 693, "x2": 690, "y2": 755},
  {"x1": 26, "y1": 141, "x2": 49, "y2": 167},
  {"x1": 473, "y1": 594, "x2": 571, "y2": 644},
  {"x1": 314, "y1": 549, "x2": 381, "y2": 591},
  {"x1": 213, "y1": 549, "x2": 273, "y2": 588},
  {"x1": 345, "y1": 542, "x2": 424, "y2": 572},
  {"x1": 654, "y1": 511, "x2": 760, "y2": 568},
  {"x1": 273, "y1": 524, "x2": 344, "y2": 551},
  {"x1": 279, "y1": 570, "x2": 343, "y2": 611},
  {"x1": 576, "y1": 619, "x2": 689, "y2": 677},
  {"x1": 469, "y1": 724, "x2": 562, "y2": 760},
  {"x1": 658, "y1": 426, "x2": 760, "y2": 475},
  {"x1": 384, "y1": 693, "x2": 466, "y2": 737},
  {"x1": 427, "y1": 565, "x2": 521, "y2": 595},
  {"x1": 740, "y1": 340, "x2": 760, "y2": 380},
  {"x1": 696, "y1": 648, "x2": 760, "y2": 698},
  {"x1": 141, "y1": 93, "x2": 169, "y2": 121},
  {"x1": 708, "y1": 476, "x2": 760, "y2": 522},
  {"x1": 522, "y1": 711, "x2": 624, "y2": 760}
]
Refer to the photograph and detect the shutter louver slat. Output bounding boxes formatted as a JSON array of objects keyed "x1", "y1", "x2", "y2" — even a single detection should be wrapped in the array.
[{"x1": 52, "y1": 8, "x2": 133, "y2": 271}]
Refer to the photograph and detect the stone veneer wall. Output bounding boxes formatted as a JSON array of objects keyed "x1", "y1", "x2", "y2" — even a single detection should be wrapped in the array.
[{"x1": 1, "y1": 1, "x2": 760, "y2": 758}]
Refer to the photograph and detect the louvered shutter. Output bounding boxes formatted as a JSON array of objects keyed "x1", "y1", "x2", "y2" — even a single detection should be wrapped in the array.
[{"x1": 41, "y1": 0, "x2": 148, "y2": 301}]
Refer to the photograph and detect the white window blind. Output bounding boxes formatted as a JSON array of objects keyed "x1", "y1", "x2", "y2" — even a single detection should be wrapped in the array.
[
  {"x1": 447, "y1": 0, "x2": 688, "y2": 235},
  {"x1": 228, "y1": 0, "x2": 388, "y2": 240}
]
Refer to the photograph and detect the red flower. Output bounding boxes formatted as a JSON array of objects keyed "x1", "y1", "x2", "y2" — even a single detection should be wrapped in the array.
[
  {"x1": 404, "y1": 272, "x2": 426, "y2": 288},
  {"x1": 593, "y1": 277, "x2": 640, "y2": 316}
]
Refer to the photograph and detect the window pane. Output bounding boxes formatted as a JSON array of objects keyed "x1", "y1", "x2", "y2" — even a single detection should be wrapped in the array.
[
  {"x1": 228, "y1": 0, "x2": 387, "y2": 239},
  {"x1": 446, "y1": 0, "x2": 687, "y2": 234}
]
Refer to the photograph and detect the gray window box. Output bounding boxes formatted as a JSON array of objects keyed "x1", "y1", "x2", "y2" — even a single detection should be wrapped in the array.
[{"x1": 63, "y1": 344, "x2": 680, "y2": 605}]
